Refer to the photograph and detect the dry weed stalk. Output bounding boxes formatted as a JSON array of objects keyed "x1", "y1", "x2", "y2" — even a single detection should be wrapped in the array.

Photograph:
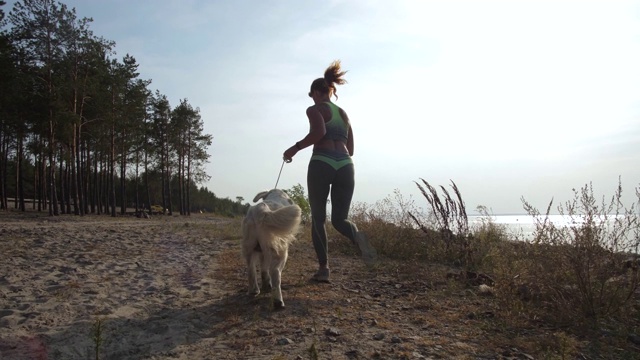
[
  {"x1": 91, "y1": 317, "x2": 105, "y2": 360},
  {"x1": 408, "y1": 179, "x2": 473, "y2": 267}
]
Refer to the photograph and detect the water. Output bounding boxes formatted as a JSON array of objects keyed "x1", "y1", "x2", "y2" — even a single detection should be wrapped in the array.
[
  {"x1": 468, "y1": 214, "x2": 547, "y2": 240},
  {"x1": 468, "y1": 214, "x2": 637, "y2": 242}
]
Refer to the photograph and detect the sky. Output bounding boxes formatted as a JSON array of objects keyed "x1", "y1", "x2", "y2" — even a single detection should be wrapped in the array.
[{"x1": 4, "y1": 0, "x2": 640, "y2": 214}]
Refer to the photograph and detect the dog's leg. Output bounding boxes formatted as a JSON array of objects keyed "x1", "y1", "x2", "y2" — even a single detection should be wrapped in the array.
[
  {"x1": 270, "y1": 250, "x2": 289, "y2": 310},
  {"x1": 271, "y1": 267, "x2": 284, "y2": 309},
  {"x1": 260, "y1": 253, "x2": 272, "y2": 293},
  {"x1": 247, "y1": 252, "x2": 261, "y2": 296}
]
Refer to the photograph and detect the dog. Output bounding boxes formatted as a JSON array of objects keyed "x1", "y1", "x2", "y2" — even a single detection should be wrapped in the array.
[{"x1": 241, "y1": 189, "x2": 302, "y2": 309}]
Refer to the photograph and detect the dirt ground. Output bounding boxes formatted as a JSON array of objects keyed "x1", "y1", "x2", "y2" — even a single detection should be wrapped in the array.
[{"x1": 0, "y1": 211, "x2": 638, "y2": 359}]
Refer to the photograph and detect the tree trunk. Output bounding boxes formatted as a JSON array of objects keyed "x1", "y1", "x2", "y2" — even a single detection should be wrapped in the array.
[
  {"x1": 72, "y1": 124, "x2": 80, "y2": 215},
  {"x1": 120, "y1": 129, "x2": 126, "y2": 215},
  {"x1": 160, "y1": 140, "x2": 166, "y2": 215},
  {"x1": 166, "y1": 143, "x2": 172, "y2": 216},
  {"x1": 110, "y1": 121, "x2": 116, "y2": 217},
  {"x1": 58, "y1": 148, "x2": 66, "y2": 214},
  {"x1": 144, "y1": 149, "x2": 150, "y2": 215},
  {"x1": 37, "y1": 151, "x2": 43, "y2": 211},
  {"x1": 64, "y1": 152, "x2": 71, "y2": 214},
  {"x1": 96, "y1": 151, "x2": 102, "y2": 215},
  {"x1": 85, "y1": 140, "x2": 91, "y2": 214},
  {"x1": 186, "y1": 130, "x2": 192, "y2": 216},
  {"x1": 0, "y1": 130, "x2": 7, "y2": 211},
  {"x1": 17, "y1": 134, "x2": 25, "y2": 211},
  {"x1": 33, "y1": 153, "x2": 38, "y2": 210},
  {"x1": 134, "y1": 148, "x2": 140, "y2": 211},
  {"x1": 48, "y1": 139, "x2": 59, "y2": 216}
]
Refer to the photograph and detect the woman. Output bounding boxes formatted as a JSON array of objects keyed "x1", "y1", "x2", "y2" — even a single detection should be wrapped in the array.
[{"x1": 283, "y1": 60, "x2": 376, "y2": 283}]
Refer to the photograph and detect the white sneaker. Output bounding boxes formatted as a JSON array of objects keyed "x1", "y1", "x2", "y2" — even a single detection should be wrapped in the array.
[{"x1": 355, "y1": 232, "x2": 377, "y2": 265}]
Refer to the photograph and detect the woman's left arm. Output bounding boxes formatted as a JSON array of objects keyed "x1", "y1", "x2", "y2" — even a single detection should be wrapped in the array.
[{"x1": 347, "y1": 125, "x2": 354, "y2": 156}]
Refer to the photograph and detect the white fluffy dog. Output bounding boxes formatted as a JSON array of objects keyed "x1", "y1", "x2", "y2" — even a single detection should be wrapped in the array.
[{"x1": 242, "y1": 189, "x2": 302, "y2": 309}]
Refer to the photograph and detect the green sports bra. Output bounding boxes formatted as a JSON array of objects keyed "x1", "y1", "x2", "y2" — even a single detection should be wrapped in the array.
[{"x1": 322, "y1": 102, "x2": 349, "y2": 142}]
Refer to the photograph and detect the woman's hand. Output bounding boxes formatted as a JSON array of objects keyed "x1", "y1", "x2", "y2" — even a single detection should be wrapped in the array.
[{"x1": 283, "y1": 145, "x2": 298, "y2": 162}]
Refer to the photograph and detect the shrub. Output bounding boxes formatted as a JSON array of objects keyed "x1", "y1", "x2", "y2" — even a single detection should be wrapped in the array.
[
  {"x1": 284, "y1": 184, "x2": 311, "y2": 224},
  {"x1": 508, "y1": 180, "x2": 640, "y2": 327},
  {"x1": 467, "y1": 205, "x2": 511, "y2": 273},
  {"x1": 346, "y1": 190, "x2": 428, "y2": 260}
]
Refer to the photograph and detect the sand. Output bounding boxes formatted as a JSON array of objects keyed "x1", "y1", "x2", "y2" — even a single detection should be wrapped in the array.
[
  {"x1": 0, "y1": 213, "x2": 241, "y2": 359},
  {"x1": 0, "y1": 211, "x2": 595, "y2": 359}
]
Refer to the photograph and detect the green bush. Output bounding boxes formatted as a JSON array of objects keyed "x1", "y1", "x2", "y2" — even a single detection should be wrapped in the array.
[{"x1": 283, "y1": 184, "x2": 311, "y2": 223}]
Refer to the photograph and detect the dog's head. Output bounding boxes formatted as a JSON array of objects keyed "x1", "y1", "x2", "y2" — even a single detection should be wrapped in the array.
[{"x1": 253, "y1": 189, "x2": 295, "y2": 208}]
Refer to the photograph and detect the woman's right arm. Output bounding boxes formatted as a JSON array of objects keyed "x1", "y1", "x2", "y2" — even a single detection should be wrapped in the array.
[
  {"x1": 303, "y1": 105, "x2": 327, "y2": 147},
  {"x1": 283, "y1": 106, "x2": 326, "y2": 161}
]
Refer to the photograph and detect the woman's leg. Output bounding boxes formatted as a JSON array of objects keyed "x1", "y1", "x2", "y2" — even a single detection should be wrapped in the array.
[
  {"x1": 307, "y1": 161, "x2": 334, "y2": 268},
  {"x1": 329, "y1": 164, "x2": 358, "y2": 241},
  {"x1": 330, "y1": 164, "x2": 377, "y2": 264}
]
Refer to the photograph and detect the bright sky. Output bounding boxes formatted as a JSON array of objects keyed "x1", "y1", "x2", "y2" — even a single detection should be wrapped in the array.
[{"x1": 6, "y1": 0, "x2": 640, "y2": 214}]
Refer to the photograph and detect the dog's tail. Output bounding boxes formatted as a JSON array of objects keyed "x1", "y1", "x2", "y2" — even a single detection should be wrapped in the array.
[{"x1": 262, "y1": 204, "x2": 302, "y2": 236}]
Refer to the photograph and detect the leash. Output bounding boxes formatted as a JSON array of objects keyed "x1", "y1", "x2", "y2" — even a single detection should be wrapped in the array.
[{"x1": 274, "y1": 158, "x2": 291, "y2": 189}]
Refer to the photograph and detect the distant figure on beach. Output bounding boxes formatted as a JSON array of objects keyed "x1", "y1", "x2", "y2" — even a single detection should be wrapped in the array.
[{"x1": 282, "y1": 60, "x2": 376, "y2": 283}]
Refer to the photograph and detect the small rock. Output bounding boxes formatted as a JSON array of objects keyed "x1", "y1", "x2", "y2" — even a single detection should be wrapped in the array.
[
  {"x1": 256, "y1": 329, "x2": 271, "y2": 336},
  {"x1": 391, "y1": 336, "x2": 402, "y2": 343},
  {"x1": 325, "y1": 327, "x2": 341, "y2": 336},
  {"x1": 276, "y1": 337, "x2": 294, "y2": 345},
  {"x1": 478, "y1": 284, "x2": 494, "y2": 296},
  {"x1": 482, "y1": 311, "x2": 495, "y2": 318},
  {"x1": 628, "y1": 334, "x2": 640, "y2": 346},
  {"x1": 371, "y1": 319, "x2": 378, "y2": 326},
  {"x1": 373, "y1": 333, "x2": 385, "y2": 341},
  {"x1": 345, "y1": 349, "x2": 360, "y2": 358}
]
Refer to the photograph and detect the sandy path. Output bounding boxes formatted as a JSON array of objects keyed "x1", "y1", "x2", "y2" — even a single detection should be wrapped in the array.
[{"x1": 0, "y1": 215, "x2": 235, "y2": 359}]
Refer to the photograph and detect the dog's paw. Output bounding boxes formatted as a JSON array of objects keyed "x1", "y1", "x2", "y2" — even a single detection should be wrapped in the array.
[
  {"x1": 273, "y1": 300, "x2": 285, "y2": 310},
  {"x1": 248, "y1": 289, "x2": 260, "y2": 297}
]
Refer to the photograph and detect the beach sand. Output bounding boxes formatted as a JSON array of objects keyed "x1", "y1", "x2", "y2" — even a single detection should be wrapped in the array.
[
  {"x1": 0, "y1": 213, "x2": 244, "y2": 359},
  {"x1": 0, "y1": 210, "x2": 605, "y2": 359}
]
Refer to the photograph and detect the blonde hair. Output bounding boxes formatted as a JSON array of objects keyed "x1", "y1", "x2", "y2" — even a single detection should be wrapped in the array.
[{"x1": 310, "y1": 60, "x2": 348, "y2": 100}]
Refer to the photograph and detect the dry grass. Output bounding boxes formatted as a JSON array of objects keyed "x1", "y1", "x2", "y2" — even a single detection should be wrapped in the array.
[{"x1": 321, "y1": 180, "x2": 640, "y2": 358}]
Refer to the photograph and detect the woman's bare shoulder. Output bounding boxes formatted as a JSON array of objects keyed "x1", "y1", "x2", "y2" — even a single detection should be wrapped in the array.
[
  {"x1": 306, "y1": 104, "x2": 320, "y2": 114},
  {"x1": 338, "y1": 107, "x2": 349, "y2": 121}
]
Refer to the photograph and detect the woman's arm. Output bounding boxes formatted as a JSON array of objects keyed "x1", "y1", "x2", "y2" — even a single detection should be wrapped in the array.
[
  {"x1": 343, "y1": 111, "x2": 354, "y2": 156},
  {"x1": 347, "y1": 125, "x2": 354, "y2": 156},
  {"x1": 283, "y1": 105, "x2": 326, "y2": 161},
  {"x1": 300, "y1": 105, "x2": 327, "y2": 147}
]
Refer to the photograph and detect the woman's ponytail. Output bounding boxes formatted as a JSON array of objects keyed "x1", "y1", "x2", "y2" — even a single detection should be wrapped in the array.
[{"x1": 323, "y1": 60, "x2": 347, "y2": 100}]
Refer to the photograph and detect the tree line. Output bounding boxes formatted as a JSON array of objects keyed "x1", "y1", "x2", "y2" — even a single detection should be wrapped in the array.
[{"x1": 0, "y1": 0, "x2": 246, "y2": 216}]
